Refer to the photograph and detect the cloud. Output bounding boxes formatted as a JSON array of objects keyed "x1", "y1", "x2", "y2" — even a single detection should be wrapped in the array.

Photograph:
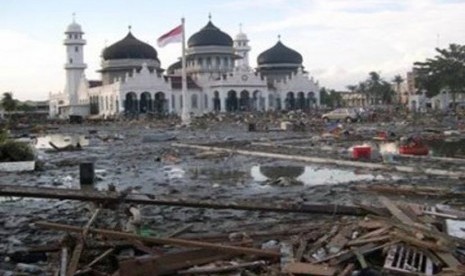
[
  {"x1": 0, "y1": 29, "x2": 64, "y2": 100},
  {"x1": 243, "y1": 0, "x2": 465, "y2": 89}
]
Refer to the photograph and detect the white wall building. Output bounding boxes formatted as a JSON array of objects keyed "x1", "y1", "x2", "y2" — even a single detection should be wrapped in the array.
[{"x1": 50, "y1": 18, "x2": 320, "y2": 118}]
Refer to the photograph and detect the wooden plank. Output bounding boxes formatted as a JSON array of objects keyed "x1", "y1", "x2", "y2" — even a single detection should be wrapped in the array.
[
  {"x1": 178, "y1": 260, "x2": 266, "y2": 274},
  {"x1": 67, "y1": 208, "x2": 100, "y2": 276},
  {"x1": 0, "y1": 185, "x2": 373, "y2": 216},
  {"x1": 379, "y1": 196, "x2": 416, "y2": 225},
  {"x1": 284, "y1": 262, "x2": 336, "y2": 276},
  {"x1": 436, "y1": 252, "x2": 461, "y2": 271},
  {"x1": 35, "y1": 221, "x2": 280, "y2": 258},
  {"x1": 337, "y1": 263, "x2": 354, "y2": 276},
  {"x1": 357, "y1": 226, "x2": 390, "y2": 240},
  {"x1": 390, "y1": 231, "x2": 450, "y2": 252},
  {"x1": 358, "y1": 219, "x2": 387, "y2": 229},
  {"x1": 346, "y1": 235, "x2": 390, "y2": 246},
  {"x1": 119, "y1": 248, "x2": 235, "y2": 275},
  {"x1": 294, "y1": 239, "x2": 308, "y2": 262}
]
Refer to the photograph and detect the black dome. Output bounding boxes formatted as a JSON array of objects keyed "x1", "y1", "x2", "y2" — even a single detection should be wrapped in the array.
[
  {"x1": 257, "y1": 41, "x2": 303, "y2": 65},
  {"x1": 167, "y1": 60, "x2": 181, "y2": 74},
  {"x1": 188, "y1": 21, "x2": 233, "y2": 47},
  {"x1": 103, "y1": 32, "x2": 158, "y2": 60}
]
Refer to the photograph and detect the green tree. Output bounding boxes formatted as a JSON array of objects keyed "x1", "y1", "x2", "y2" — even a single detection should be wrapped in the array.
[
  {"x1": 320, "y1": 88, "x2": 342, "y2": 108},
  {"x1": 1, "y1": 92, "x2": 17, "y2": 113},
  {"x1": 414, "y1": 44, "x2": 465, "y2": 107},
  {"x1": 346, "y1": 72, "x2": 395, "y2": 105}
]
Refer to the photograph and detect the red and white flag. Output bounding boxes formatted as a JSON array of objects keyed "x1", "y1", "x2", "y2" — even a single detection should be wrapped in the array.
[{"x1": 157, "y1": 24, "x2": 183, "y2": 47}]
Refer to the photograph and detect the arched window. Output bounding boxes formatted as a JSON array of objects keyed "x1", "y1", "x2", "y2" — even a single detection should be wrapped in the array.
[{"x1": 191, "y1": 94, "x2": 198, "y2": 109}]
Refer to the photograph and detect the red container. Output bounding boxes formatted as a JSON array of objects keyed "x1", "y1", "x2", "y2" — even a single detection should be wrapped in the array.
[{"x1": 353, "y1": 146, "x2": 371, "y2": 159}]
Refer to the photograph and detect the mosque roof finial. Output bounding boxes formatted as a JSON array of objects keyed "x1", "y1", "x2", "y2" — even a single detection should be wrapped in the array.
[
  {"x1": 208, "y1": 12, "x2": 212, "y2": 21},
  {"x1": 278, "y1": 34, "x2": 281, "y2": 41},
  {"x1": 239, "y1": 23, "x2": 243, "y2": 33},
  {"x1": 128, "y1": 25, "x2": 132, "y2": 32},
  {"x1": 72, "y1": 12, "x2": 76, "y2": 23}
]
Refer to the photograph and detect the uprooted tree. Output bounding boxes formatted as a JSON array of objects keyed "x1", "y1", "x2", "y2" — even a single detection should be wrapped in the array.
[{"x1": 414, "y1": 44, "x2": 465, "y2": 107}]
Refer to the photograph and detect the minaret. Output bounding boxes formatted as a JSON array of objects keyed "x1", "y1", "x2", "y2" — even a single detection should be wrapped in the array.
[
  {"x1": 64, "y1": 14, "x2": 87, "y2": 106},
  {"x1": 234, "y1": 23, "x2": 251, "y2": 69}
]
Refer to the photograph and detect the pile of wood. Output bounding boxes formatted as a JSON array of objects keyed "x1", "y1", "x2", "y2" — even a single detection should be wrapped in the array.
[{"x1": 3, "y1": 186, "x2": 465, "y2": 275}]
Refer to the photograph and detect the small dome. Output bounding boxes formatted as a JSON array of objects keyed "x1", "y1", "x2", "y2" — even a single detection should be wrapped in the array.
[
  {"x1": 257, "y1": 41, "x2": 303, "y2": 66},
  {"x1": 235, "y1": 32, "x2": 248, "y2": 41},
  {"x1": 188, "y1": 21, "x2": 233, "y2": 47},
  {"x1": 66, "y1": 22, "x2": 83, "y2": 33},
  {"x1": 102, "y1": 32, "x2": 158, "y2": 60},
  {"x1": 167, "y1": 60, "x2": 181, "y2": 74}
]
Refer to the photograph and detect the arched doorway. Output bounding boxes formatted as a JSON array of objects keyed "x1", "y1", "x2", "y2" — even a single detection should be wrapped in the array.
[
  {"x1": 154, "y1": 92, "x2": 166, "y2": 114},
  {"x1": 226, "y1": 90, "x2": 238, "y2": 112},
  {"x1": 252, "y1": 91, "x2": 260, "y2": 111},
  {"x1": 297, "y1": 92, "x2": 305, "y2": 110},
  {"x1": 124, "y1": 92, "x2": 138, "y2": 114},
  {"x1": 285, "y1": 92, "x2": 296, "y2": 110},
  {"x1": 268, "y1": 94, "x2": 275, "y2": 110},
  {"x1": 307, "y1": 92, "x2": 315, "y2": 110},
  {"x1": 213, "y1": 91, "x2": 221, "y2": 111},
  {"x1": 90, "y1": 96, "x2": 99, "y2": 115},
  {"x1": 276, "y1": 97, "x2": 282, "y2": 110},
  {"x1": 239, "y1": 90, "x2": 250, "y2": 111},
  {"x1": 140, "y1": 92, "x2": 152, "y2": 113}
]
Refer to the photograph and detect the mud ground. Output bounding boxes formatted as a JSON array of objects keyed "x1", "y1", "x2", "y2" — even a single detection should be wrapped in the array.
[{"x1": 1, "y1": 117, "x2": 464, "y2": 271}]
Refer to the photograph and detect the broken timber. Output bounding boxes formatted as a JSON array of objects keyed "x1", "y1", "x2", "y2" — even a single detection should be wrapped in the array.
[
  {"x1": 0, "y1": 185, "x2": 376, "y2": 216},
  {"x1": 172, "y1": 142, "x2": 465, "y2": 178},
  {"x1": 35, "y1": 221, "x2": 280, "y2": 258}
]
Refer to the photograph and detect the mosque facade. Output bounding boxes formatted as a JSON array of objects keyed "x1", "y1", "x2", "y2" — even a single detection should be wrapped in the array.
[{"x1": 49, "y1": 18, "x2": 320, "y2": 118}]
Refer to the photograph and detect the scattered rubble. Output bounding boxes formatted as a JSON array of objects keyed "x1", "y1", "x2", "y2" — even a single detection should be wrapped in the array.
[{"x1": 2, "y1": 110, "x2": 465, "y2": 274}]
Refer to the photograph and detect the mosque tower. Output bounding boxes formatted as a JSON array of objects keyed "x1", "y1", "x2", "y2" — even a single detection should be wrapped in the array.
[
  {"x1": 63, "y1": 14, "x2": 87, "y2": 106},
  {"x1": 234, "y1": 24, "x2": 251, "y2": 69}
]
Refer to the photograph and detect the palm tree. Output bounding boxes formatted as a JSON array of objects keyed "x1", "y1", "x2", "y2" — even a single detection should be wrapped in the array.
[
  {"x1": 358, "y1": 82, "x2": 368, "y2": 106},
  {"x1": 367, "y1": 72, "x2": 382, "y2": 104},
  {"x1": 346, "y1": 85, "x2": 357, "y2": 93},
  {"x1": 392, "y1": 75, "x2": 404, "y2": 104}
]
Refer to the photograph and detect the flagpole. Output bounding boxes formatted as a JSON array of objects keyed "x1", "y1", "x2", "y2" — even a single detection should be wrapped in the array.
[{"x1": 181, "y1": 17, "x2": 190, "y2": 125}]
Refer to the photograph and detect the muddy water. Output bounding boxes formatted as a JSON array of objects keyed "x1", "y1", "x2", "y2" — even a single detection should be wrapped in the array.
[
  {"x1": 0, "y1": 122, "x2": 447, "y2": 266},
  {"x1": 251, "y1": 165, "x2": 396, "y2": 185}
]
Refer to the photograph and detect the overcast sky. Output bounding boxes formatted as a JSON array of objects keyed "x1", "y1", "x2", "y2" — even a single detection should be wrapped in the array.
[{"x1": 1, "y1": 0, "x2": 465, "y2": 100}]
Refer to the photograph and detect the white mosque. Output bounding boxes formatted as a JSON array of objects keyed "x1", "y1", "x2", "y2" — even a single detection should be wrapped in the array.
[{"x1": 49, "y1": 17, "x2": 320, "y2": 118}]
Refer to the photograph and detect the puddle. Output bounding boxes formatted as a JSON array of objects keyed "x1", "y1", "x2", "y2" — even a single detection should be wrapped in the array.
[
  {"x1": 251, "y1": 165, "x2": 389, "y2": 185},
  {"x1": 35, "y1": 134, "x2": 89, "y2": 149}
]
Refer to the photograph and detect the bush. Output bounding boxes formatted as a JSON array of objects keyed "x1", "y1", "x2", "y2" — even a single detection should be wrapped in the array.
[{"x1": 0, "y1": 141, "x2": 35, "y2": 162}]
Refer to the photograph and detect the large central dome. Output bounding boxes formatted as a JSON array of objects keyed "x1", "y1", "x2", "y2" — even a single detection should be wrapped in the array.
[
  {"x1": 257, "y1": 41, "x2": 303, "y2": 65},
  {"x1": 188, "y1": 21, "x2": 233, "y2": 47},
  {"x1": 102, "y1": 32, "x2": 158, "y2": 60}
]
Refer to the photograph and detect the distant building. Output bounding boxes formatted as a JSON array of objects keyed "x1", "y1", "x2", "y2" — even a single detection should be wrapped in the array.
[
  {"x1": 50, "y1": 17, "x2": 320, "y2": 119},
  {"x1": 340, "y1": 91, "x2": 366, "y2": 107}
]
